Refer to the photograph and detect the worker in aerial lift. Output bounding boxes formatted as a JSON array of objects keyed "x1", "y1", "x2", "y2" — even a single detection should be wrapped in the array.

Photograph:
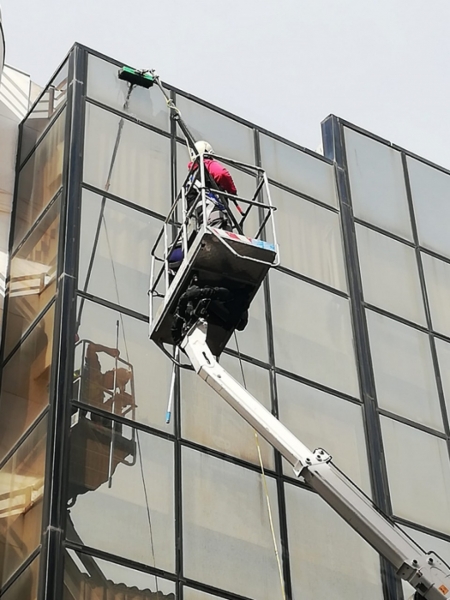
[
  {"x1": 169, "y1": 141, "x2": 238, "y2": 271},
  {"x1": 81, "y1": 342, "x2": 133, "y2": 419}
]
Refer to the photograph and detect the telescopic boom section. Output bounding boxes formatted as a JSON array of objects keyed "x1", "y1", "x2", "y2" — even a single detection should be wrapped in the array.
[{"x1": 182, "y1": 320, "x2": 450, "y2": 600}]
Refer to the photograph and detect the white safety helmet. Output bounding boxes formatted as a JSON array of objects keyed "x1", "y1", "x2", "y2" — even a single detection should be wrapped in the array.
[{"x1": 189, "y1": 140, "x2": 213, "y2": 161}]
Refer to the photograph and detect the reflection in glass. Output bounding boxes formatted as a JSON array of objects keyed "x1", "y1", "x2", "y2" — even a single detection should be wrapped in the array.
[
  {"x1": 78, "y1": 189, "x2": 161, "y2": 316},
  {"x1": 86, "y1": 54, "x2": 169, "y2": 132},
  {"x1": 277, "y1": 375, "x2": 371, "y2": 494},
  {"x1": 381, "y1": 417, "x2": 450, "y2": 533},
  {"x1": 14, "y1": 109, "x2": 66, "y2": 247},
  {"x1": 269, "y1": 186, "x2": 346, "y2": 291},
  {"x1": 63, "y1": 548, "x2": 175, "y2": 600},
  {"x1": 1, "y1": 554, "x2": 39, "y2": 600},
  {"x1": 83, "y1": 103, "x2": 171, "y2": 215},
  {"x1": 20, "y1": 60, "x2": 69, "y2": 165},
  {"x1": 356, "y1": 224, "x2": 426, "y2": 325},
  {"x1": 5, "y1": 198, "x2": 59, "y2": 357},
  {"x1": 0, "y1": 418, "x2": 47, "y2": 587},
  {"x1": 0, "y1": 306, "x2": 55, "y2": 462},
  {"x1": 344, "y1": 128, "x2": 412, "y2": 240},
  {"x1": 226, "y1": 284, "x2": 268, "y2": 361},
  {"x1": 407, "y1": 157, "x2": 450, "y2": 259},
  {"x1": 422, "y1": 252, "x2": 450, "y2": 337},
  {"x1": 67, "y1": 421, "x2": 174, "y2": 572},
  {"x1": 75, "y1": 299, "x2": 173, "y2": 432},
  {"x1": 270, "y1": 270, "x2": 359, "y2": 397},
  {"x1": 285, "y1": 484, "x2": 383, "y2": 600},
  {"x1": 259, "y1": 134, "x2": 338, "y2": 207},
  {"x1": 181, "y1": 355, "x2": 273, "y2": 468},
  {"x1": 175, "y1": 95, "x2": 255, "y2": 164},
  {"x1": 366, "y1": 310, "x2": 442, "y2": 430},
  {"x1": 182, "y1": 447, "x2": 281, "y2": 600}
]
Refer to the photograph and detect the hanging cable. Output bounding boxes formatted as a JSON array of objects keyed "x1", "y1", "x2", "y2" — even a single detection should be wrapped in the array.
[{"x1": 233, "y1": 332, "x2": 286, "y2": 600}]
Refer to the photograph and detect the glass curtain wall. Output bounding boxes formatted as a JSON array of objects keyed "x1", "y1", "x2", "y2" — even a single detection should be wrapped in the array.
[
  {"x1": 60, "y1": 46, "x2": 383, "y2": 600},
  {"x1": 0, "y1": 55, "x2": 68, "y2": 596}
]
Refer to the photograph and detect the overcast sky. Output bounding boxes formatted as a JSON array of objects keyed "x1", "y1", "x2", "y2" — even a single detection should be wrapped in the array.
[{"x1": 2, "y1": 0, "x2": 449, "y2": 167}]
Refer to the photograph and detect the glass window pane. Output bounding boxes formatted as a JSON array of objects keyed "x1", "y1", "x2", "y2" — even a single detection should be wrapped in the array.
[
  {"x1": 226, "y1": 284, "x2": 268, "y2": 362},
  {"x1": 356, "y1": 224, "x2": 426, "y2": 325},
  {"x1": 75, "y1": 299, "x2": 173, "y2": 433},
  {"x1": 20, "y1": 60, "x2": 68, "y2": 164},
  {"x1": 270, "y1": 186, "x2": 346, "y2": 291},
  {"x1": 422, "y1": 252, "x2": 450, "y2": 337},
  {"x1": 184, "y1": 588, "x2": 223, "y2": 600},
  {"x1": 64, "y1": 548, "x2": 175, "y2": 600},
  {"x1": 366, "y1": 310, "x2": 442, "y2": 430},
  {"x1": 434, "y1": 338, "x2": 450, "y2": 420},
  {"x1": 0, "y1": 417, "x2": 47, "y2": 587},
  {"x1": 344, "y1": 128, "x2": 412, "y2": 240},
  {"x1": 277, "y1": 375, "x2": 371, "y2": 494},
  {"x1": 175, "y1": 95, "x2": 255, "y2": 164},
  {"x1": 67, "y1": 421, "x2": 174, "y2": 572},
  {"x1": 260, "y1": 134, "x2": 338, "y2": 207},
  {"x1": 1, "y1": 554, "x2": 39, "y2": 600},
  {"x1": 182, "y1": 447, "x2": 282, "y2": 600},
  {"x1": 285, "y1": 484, "x2": 383, "y2": 600},
  {"x1": 0, "y1": 307, "x2": 55, "y2": 462},
  {"x1": 87, "y1": 55, "x2": 170, "y2": 132},
  {"x1": 5, "y1": 198, "x2": 60, "y2": 357},
  {"x1": 407, "y1": 157, "x2": 450, "y2": 259},
  {"x1": 381, "y1": 416, "x2": 450, "y2": 533},
  {"x1": 83, "y1": 103, "x2": 171, "y2": 215},
  {"x1": 270, "y1": 270, "x2": 359, "y2": 397},
  {"x1": 78, "y1": 190, "x2": 161, "y2": 316},
  {"x1": 181, "y1": 355, "x2": 274, "y2": 468},
  {"x1": 14, "y1": 109, "x2": 66, "y2": 247}
]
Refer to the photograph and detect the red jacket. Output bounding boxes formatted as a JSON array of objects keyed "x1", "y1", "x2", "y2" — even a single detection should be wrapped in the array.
[{"x1": 188, "y1": 159, "x2": 237, "y2": 195}]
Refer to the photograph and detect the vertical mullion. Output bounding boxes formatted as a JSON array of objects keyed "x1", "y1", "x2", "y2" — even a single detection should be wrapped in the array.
[
  {"x1": 322, "y1": 115, "x2": 401, "y2": 600},
  {"x1": 38, "y1": 44, "x2": 87, "y2": 600}
]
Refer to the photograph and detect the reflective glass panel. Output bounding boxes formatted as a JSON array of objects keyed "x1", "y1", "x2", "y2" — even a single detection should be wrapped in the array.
[
  {"x1": 407, "y1": 157, "x2": 450, "y2": 259},
  {"x1": 14, "y1": 109, "x2": 66, "y2": 247},
  {"x1": 0, "y1": 417, "x2": 47, "y2": 587},
  {"x1": 399, "y1": 526, "x2": 450, "y2": 600},
  {"x1": 260, "y1": 134, "x2": 338, "y2": 207},
  {"x1": 184, "y1": 588, "x2": 223, "y2": 600},
  {"x1": 1, "y1": 554, "x2": 39, "y2": 600},
  {"x1": 87, "y1": 54, "x2": 169, "y2": 132},
  {"x1": 0, "y1": 307, "x2": 55, "y2": 462},
  {"x1": 181, "y1": 355, "x2": 274, "y2": 468},
  {"x1": 434, "y1": 338, "x2": 450, "y2": 419},
  {"x1": 75, "y1": 299, "x2": 173, "y2": 433},
  {"x1": 226, "y1": 284, "x2": 268, "y2": 362},
  {"x1": 356, "y1": 224, "x2": 426, "y2": 325},
  {"x1": 344, "y1": 128, "x2": 412, "y2": 240},
  {"x1": 366, "y1": 310, "x2": 442, "y2": 430},
  {"x1": 182, "y1": 447, "x2": 282, "y2": 600},
  {"x1": 422, "y1": 252, "x2": 450, "y2": 337},
  {"x1": 269, "y1": 186, "x2": 346, "y2": 291},
  {"x1": 5, "y1": 198, "x2": 59, "y2": 357},
  {"x1": 83, "y1": 103, "x2": 171, "y2": 215},
  {"x1": 64, "y1": 548, "x2": 175, "y2": 600},
  {"x1": 78, "y1": 189, "x2": 161, "y2": 316},
  {"x1": 381, "y1": 417, "x2": 450, "y2": 533},
  {"x1": 67, "y1": 421, "x2": 174, "y2": 572},
  {"x1": 270, "y1": 270, "x2": 359, "y2": 397},
  {"x1": 277, "y1": 375, "x2": 371, "y2": 494},
  {"x1": 285, "y1": 484, "x2": 383, "y2": 600},
  {"x1": 175, "y1": 95, "x2": 255, "y2": 164},
  {"x1": 21, "y1": 59, "x2": 68, "y2": 164}
]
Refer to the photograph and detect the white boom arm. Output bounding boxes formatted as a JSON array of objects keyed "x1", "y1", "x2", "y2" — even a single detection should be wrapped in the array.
[{"x1": 182, "y1": 321, "x2": 450, "y2": 600}]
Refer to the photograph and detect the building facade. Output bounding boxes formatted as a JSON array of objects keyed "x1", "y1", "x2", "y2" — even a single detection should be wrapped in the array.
[{"x1": 0, "y1": 42, "x2": 450, "y2": 600}]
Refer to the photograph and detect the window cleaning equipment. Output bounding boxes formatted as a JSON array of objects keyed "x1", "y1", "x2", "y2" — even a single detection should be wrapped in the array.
[{"x1": 118, "y1": 66, "x2": 155, "y2": 89}]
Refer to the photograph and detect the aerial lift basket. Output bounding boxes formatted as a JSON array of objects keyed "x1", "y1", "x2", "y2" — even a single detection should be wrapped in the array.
[{"x1": 148, "y1": 153, "x2": 279, "y2": 357}]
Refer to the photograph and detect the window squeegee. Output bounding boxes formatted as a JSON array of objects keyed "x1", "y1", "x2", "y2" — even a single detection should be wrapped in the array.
[{"x1": 118, "y1": 66, "x2": 155, "y2": 89}]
